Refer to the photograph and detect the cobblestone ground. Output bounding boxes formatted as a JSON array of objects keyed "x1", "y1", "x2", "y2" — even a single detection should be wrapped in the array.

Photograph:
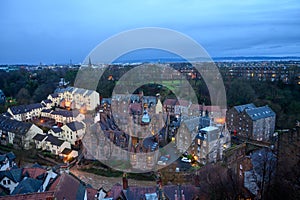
[{"x1": 70, "y1": 166, "x2": 156, "y2": 190}]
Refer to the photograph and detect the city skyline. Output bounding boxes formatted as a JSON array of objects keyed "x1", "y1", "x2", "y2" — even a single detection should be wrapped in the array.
[{"x1": 1, "y1": 0, "x2": 300, "y2": 64}]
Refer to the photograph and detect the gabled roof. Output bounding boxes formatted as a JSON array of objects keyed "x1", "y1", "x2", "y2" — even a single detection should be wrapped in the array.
[
  {"x1": 0, "y1": 168, "x2": 23, "y2": 183},
  {"x1": 22, "y1": 167, "x2": 47, "y2": 179},
  {"x1": 234, "y1": 103, "x2": 256, "y2": 113},
  {"x1": 33, "y1": 134, "x2": 47, "y2": 141},
  {"x1": 9, "y1": 103, "x2": 44, "y2": 115},
  {"x1": 50, "y1": 172, "x2": 86, "y2": 200},
  {"x1": 182, "y1": 117, "x2": 200, "y2": 132},
  {"x1": 42, "y1": 99, "x2": 52, "y2": 104},
  {"x1": 123, "y1": 186, "x2": 157, "y2": 200},
  {"x1": 65, "y1": 121, "x2": 85, "y2": 131},
  {"x1": 11, "y1": 178, "x2": 43, "y2": 195},
  {"x1": 45, "y1": 134, "x2": 64, "y2": 146},
  {"x1": 0, "y1": 116, "x2": 32, "y2": 135},
  {"x1": 0, "y1": 152, "x2": 16, "y2": 162},
  {"x1": 245, "y1": 106, "x2": 275, "y2": 120},
  {"x1": 50, "y1": 126, "x2": 62, "y2": 133},
  {"x1": 49, "y1": 93, "x2": 59, "y2": 98},
  {"x1": 51, "y1": 110, "x2": 80, "y2": 117},
  {"x1": 163, "y1": 184, "x2": 200, "y2": 200}
]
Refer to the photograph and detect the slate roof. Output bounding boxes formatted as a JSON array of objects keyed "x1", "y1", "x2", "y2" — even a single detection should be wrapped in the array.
[
  {"x1": 61, "y1": 148, "x2": 72, "y2": 155},
  {"x1": 42, "y1": 99, "x2": 52, "y2": 104},
  {"x1": 0, "y1": 168, "x2": 23, "y2": 183},
  {"x1": 0, "y1": 116, "x2": 32, "y2": 135},
  {"x1": 183, "y1": 117, "x2": 200, "y2": 132},
  {"x1": 45, "y1": 134, "x2": 64, "y2": 146},
  {"x1": 234, "y1": 103, "x2": 256, "y2": 113},
  {"x1": 33, "y1": 134, "x2": 47, "y2": 141},
  {"x1": 11, "y1": 178, "x2": 43, "y2": 195},
  {"x1": 0, "y1": 152, "x2": 15, "y2": 162},
  {"x1": 65, "y1": 121, "x2": 85, "y2": 131},
  {"x1": 245, "y1": 106, "x2": 275, "y2": 120},
  {"x1": 50, "y1": 126, "x2": 62, "y2": 133},
  {"x1": 9, "y1": 103, "x2": 44, "y2": 115},
  {"x1": 51, "y1": 110, "x2": 80, "y2": 117},
  {"x1": 49, "y1": 93, "x2": 59, "y2": 98}
]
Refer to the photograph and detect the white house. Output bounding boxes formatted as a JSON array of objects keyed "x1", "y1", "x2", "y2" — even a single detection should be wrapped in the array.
[
  {"x1": 7, "y1": 103, "x2": 44, "y2": 122},
  {"x1": 56, "y1": 87, "x2": 100, "y2": 111},
  {"x1": 43, "y1": 134, "x2": 71, "y2": 155},
  {"x1": 0, "y1": 116, "x2": 43, "y2": 149},
  {"x1": 0, "y1": 168, "x2": 22, "y2": 194},
  {"x1": 61, "y1": 121, "x2": 85, "y2": 144},
  {"x1": 0, "y1": 152, "x2": 16, "y2": 171},
  {"x1": 47, "y1": 93, "x2": 60, "y2": 107}
]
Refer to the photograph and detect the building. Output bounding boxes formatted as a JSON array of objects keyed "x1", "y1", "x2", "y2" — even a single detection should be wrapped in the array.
[
  {"x1": 0, "y1": 152, "x2": 16, "y2": 171},
  {"x1": 32, "y1": 133, "x2": 71, "y2": 155},
  {"x1": 7, "y1": 103, "x2": 44, "y2": 122},
  {"x1": 226, "y1": 104, "x2": 276, "y2": 142},
  {"x1": 61, "y1": 121, "x2": 85, "y2": 145},
  {"x1": 41, "y1": 109, "x2": 85, "y2": 125},
  {"x1": 0, "y1": 116, "x2": 42, "y2": 149},
  {"x1": 56, "y1": 86, "x2": 100, "y2": 111}
]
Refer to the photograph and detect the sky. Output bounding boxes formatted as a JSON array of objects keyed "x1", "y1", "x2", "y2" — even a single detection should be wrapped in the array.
[{"x1": 0, "y1": 0, "x2": 299, "y2": 64}]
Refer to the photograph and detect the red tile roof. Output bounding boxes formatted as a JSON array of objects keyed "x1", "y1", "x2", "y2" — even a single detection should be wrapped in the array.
[
  {"x1": 22, "y1": 167, "x2": 47, "y2": 179},
  {"x1": 86, "y1": 187, "x2": 98, "y2": 200},
  {"x1": 0, "y1": 191, "x2": 54, "y2": 200}
]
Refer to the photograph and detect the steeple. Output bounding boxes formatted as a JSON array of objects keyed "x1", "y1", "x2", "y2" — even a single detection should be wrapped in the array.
[{"x1": 88, "y1": 57, "x2": 92, "y2": 67}]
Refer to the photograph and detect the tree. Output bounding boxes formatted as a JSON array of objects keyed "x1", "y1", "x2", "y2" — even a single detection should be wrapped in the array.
[{"x1": 16, "y1": 88, "x2": 30, "y2": 105}]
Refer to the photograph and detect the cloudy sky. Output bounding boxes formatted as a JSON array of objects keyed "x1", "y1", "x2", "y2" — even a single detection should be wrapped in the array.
[{"x1": 0, "y1": 0, "x2": 299, "y2": 64}]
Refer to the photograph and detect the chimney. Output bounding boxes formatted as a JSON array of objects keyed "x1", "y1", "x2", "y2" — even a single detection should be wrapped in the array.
[{"x1": 122, "y1": 173, "x2": 128, "y2": 190}]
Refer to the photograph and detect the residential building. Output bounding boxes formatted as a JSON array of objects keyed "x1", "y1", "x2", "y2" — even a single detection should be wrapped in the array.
[
  {"x1": 33, "y1": 134, "x2": 71, "y2": 155},
  {"x1": 61, "y1": 121, "x2": 85, "y2": 145},
  {"x1": 41, "y1": 109, "x2": 85, "y2": 125},
  {"x1": 7, "y1": 103, "x2": 44, "y2": 121},
  {"x1": 0, "y1": 168, "x2": 22, "y2": 194},
  {"x1": 0, "y1": 152, "x2": 16, "y2": 171},
  {"x1": 226, "y1": 103, "x2": 276, "y2": 142},
  {"x1": 56, "y1": 86, "x2": 100, "y2": 111},
  {"x1": 0, "y1": 116, "x2": 43, "y2": 149},
  {"x1": 47, "y1": 93, "x2": 60, "y2": 107}
]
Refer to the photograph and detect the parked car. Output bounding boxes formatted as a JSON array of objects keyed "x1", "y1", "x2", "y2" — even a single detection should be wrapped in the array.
[
  {"x1": 181, "y1": 157, "x2": 191, "y2": 163},
  {"x1": 157, "y1": 160, "x2": 167, "y2": 165}
]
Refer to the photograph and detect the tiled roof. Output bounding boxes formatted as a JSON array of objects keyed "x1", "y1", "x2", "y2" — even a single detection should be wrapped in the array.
[
  {"x1": 123, "y1": 186, "x2": 157, "y2": 200},
  {"x1": 0, "y1": 152, "x2": 16, "y2": 161},
  {"x1": 45, "y1": 134, "x2": 64, "y2": 146},
  {"x1": 9, "y1": 103, "x2": 44, "y2": 115},
  {"x1": 0, "y1": 116, "x2": 32, "y2": 135},
  {"x1": 11, "y1": 178, "x2": 43, "y2": 195},
  {"x1": 33, "y1": 134, "x2": 47, "y2": 141},
  {"x1": 163, "y1": 185, "x2": 200, "y2": 200},
  {"x1": 0, "y1": 191, "x2": 55, "y2": 200},
  {"x1": 86, "y1": 187, "x2": 98, "y2": 200},
  {"x1": 22, "y1": 167, "x2": 47, "y2": 179},
  {"x1": 51, "y1": 172, "x2": 86, "y2": 200},
  {"x1": 65, "y1": 121, "x2": 85, "y2": 131},
  {"x1": 106, "y1": 183, "x2": 123, "y2": 199}
]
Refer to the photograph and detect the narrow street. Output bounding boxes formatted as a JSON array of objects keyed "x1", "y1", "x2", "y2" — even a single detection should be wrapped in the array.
[{"x1": 70, "y1": 166, "x2": 156, "y2": 190}]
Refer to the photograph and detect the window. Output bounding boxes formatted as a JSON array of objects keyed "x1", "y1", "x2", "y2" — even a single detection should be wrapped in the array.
[
  {"x1": 3, "y1": 180, "x2": 6, "y2": 185},
  {"x1": 7, "y1": 180, "x2": 10, "y2": 184}
]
